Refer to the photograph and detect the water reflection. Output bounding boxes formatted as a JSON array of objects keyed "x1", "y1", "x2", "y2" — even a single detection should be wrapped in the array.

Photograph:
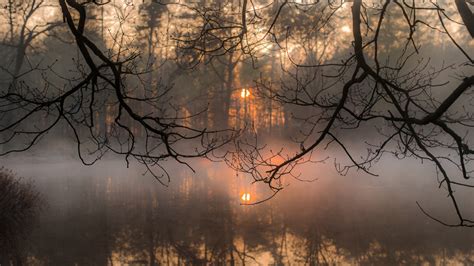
[
  {"x1": 241, "y1": 192, "x2": 251, "y2": 202},
  {"x1": 1, "y1": 159, "x2": 471, "y2": 265}
]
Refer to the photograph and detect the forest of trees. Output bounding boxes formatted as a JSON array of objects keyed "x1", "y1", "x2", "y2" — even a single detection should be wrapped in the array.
[{"x1": 0, "y1": 0, "x2": 473, "y2": 229}]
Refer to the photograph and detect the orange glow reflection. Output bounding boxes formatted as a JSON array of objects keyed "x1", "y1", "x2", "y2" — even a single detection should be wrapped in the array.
[{"x1": 241, "y1": 192, "x2": 251, "y2": 202}]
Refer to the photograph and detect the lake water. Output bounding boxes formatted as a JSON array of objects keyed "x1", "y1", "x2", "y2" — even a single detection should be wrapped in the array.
[{"x1": 4, "y1": 155, "x2": 474, "y2": 265}]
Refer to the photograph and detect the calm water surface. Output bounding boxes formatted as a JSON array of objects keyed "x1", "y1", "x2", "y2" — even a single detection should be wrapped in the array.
[{"x1": 6, "y1": 156, "x2": 474, "y2": 265}]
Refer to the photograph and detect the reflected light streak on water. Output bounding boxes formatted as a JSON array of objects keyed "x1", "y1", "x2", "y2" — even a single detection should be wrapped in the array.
[{"x1": 2, "y1": 155, "x2": 474, "y2": 265}]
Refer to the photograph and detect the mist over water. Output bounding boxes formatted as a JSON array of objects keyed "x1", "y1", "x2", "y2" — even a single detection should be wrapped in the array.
[
  {"x1": 3, "y1": 143, "x2": 474, "y2": 265},
  {"x1": 1, "y1": 0, "x2": 473, "y2": 264}
]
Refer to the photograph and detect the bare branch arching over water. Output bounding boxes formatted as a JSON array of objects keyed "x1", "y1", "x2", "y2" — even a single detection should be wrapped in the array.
[{"x1": 0, "y1": 0, "x2": 473, "y2": 226}]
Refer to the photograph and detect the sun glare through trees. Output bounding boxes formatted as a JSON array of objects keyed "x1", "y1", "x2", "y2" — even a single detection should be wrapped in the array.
[{"x1": 0, "y1": 0, "x2": 473, "y2": 264}]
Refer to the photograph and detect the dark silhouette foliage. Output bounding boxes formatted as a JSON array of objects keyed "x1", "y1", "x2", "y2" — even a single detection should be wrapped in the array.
[{"x1": 0, "y1": 167, "x2": 42, "y2": 265}]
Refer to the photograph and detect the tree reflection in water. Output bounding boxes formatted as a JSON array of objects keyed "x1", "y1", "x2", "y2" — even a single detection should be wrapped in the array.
[{"x1": 3, "y1": 159, "x2": 471, "y2": 265}]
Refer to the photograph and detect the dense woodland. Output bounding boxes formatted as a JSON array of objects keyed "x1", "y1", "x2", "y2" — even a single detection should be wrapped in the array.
[{"x1": 0, "y1": 0, "x2": 474, "y2": 264}]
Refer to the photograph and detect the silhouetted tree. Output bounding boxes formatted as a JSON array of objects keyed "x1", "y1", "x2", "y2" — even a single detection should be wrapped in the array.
[
  {"x1": 0, "y1": 0, "x2": 235, "y2": 184},
  {"x1": 211, "y1": 0, "x2": 474, "y2": 226},
  {"x1": 1, "y1": 0, "x2": 473, "y2": 227}
]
